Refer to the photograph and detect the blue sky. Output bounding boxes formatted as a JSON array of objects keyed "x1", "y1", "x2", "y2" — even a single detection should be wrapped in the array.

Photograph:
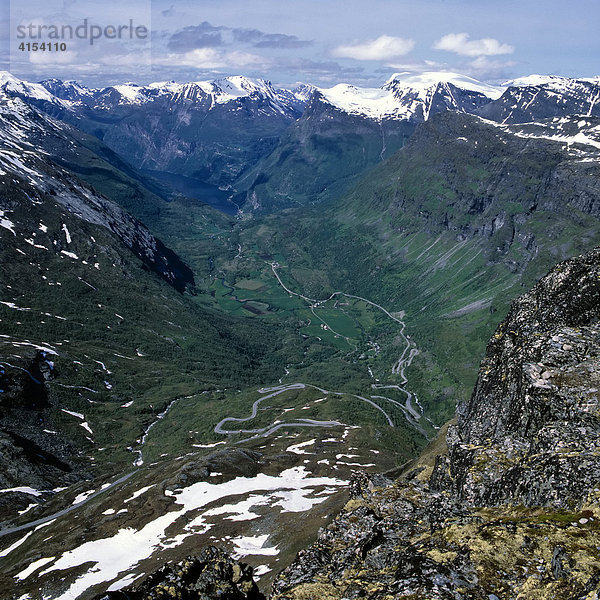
[{"x1": 1, "y1": 0, "x2": 599, "y2": 87}]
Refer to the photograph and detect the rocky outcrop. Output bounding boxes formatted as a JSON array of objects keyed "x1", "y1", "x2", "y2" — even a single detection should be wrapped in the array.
[
  {"x1": 271, "y1": 248, "x2": 600, "y2": 599},
  {"x1": 0, "y1": 351, "x2": 85, "y2": 520},
  {"x1": 444, "y1": 247, "x2": 600, "y2": 508},
  {"x1": 95, "y1": 548, "x2": 266, "y2": 600}
]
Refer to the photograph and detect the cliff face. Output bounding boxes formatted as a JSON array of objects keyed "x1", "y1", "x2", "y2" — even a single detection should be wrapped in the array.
[
  {"x1": 270, "y1": 248, "x2": 600, "y2": 600},
  {"x1": 444, "y1": 247, "x2": 600, "y2": 508}
]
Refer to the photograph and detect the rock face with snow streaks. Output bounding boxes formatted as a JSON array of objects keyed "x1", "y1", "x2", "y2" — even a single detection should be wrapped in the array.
[
  {"x1": 479, "y1": 75, "x2": 600, "y2": 124},
  {"x1": 0, "y1": 92, "x2": 195, "y2": 292}
]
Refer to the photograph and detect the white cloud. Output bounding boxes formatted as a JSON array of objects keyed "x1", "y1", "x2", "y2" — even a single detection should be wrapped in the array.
[
  {"x1": 466, "y1": 55, "x2": 517, "y2": 78},
  {"x1": 29, "y1": 50, "x2": 78, "y2": 65},
  {"x1": 332, "y1": 35, "x2": 415, "y2": 61},
  {"x1": 434, "y1": 33, "x2": 514, "y2": 57},
  {"x1": 178, "y1": 48, "x2": 227, "y2": 68},
  {"x1": 155, "y1": 48, "x2": 268, "y2": 70},
  {"x1": 385, "y1": 59, "x2": 444, "y2": 73},
  {"x1": 226, "y1": 50, "x2": 268, "y2": 68}
]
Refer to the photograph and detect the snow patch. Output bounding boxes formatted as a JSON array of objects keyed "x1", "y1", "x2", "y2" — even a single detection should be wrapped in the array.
[
  {"x1": 107, "y1": 572, "x2": 143, "y2": 591},
  {"x1": 192, "y1": 441, "x2": 226, "y2": 449},
  {"x1": 230, "y1": 534, "x2": 278, "y2": 559},
  {"x1": 39, "y1": 467, "x2": 346, "y2": 599},
  {"x1": 124, "y1": 485, "x2": 155, "y2": 503},
  {"x1": 253, "y1": 564, "x2": 272, "y2": 577},
  {"x1": 286, "y1": 439, "x2": 316, "y2": 455},
  {"x1": 0, "y1": 486, "x2": 43, "y2": 496},
  {"x1": 16, "y1": 557, "x2": 55, "y2": 581},
  {"x1": 0, "y1": 210, "x2": 16, "y2": 236},
  {"x1": 18, "y1": 503, "x2": 38, "y2": 515},
  {"x1": 72, "y1": 489, "x2": 95, "y2": 505},
  {"x1": 0, "y1": 531, "x2": 33, "y2": 558},
  {"x1": 61, "y1": 224, "x2": 71, "y2": 244},
  {"x1": 62, "y1": 409, "x2": 84, "y2": 419}
]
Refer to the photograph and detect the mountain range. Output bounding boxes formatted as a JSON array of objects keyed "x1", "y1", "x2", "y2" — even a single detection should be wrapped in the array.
[{"x1": 4, "y1": 70, "x2": 600, "y2": 213}]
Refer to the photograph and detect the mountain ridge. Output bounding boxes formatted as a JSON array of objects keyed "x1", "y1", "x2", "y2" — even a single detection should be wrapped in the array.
[{"x1": 5, "y1": 69, "x2": 600, "y2": 215}]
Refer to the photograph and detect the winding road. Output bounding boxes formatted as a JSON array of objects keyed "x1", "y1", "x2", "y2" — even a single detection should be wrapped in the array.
[
  {"x1": 269, "y1": 263, "x2": 426, "y2": 431},
  {"x1": 0, "y1": 471, "x2": 136, "y2": 538},
  {"x1": 214, "y1": 382, "x2": 395, "y2": 444},
  {"x1": 215, "y1": 383, "x2": 343, "y2": 442}
]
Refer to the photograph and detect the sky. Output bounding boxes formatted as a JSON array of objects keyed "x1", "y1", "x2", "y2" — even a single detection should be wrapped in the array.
[{"x1": 0, "y1": 0, "x2": 599, "y2": 88}]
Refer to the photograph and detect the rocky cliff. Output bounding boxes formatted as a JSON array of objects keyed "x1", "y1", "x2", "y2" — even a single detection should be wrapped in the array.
[
  {"x1": 269, "y1": 247, "x2": 600, "y2": 600},
  {"x1": 445, "y1": 247, "x2": 600, "y2": 509}
]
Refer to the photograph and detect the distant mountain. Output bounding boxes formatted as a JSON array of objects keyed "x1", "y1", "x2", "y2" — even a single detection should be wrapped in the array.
[
  {"x1": 37, "y1": 75, "x2": 305, "y2": 112},
  {"x1": 234, "y1": 72, "x2": 507, "y2": 212},
  {"x1": 317, "y1": 71, "x2": 503, "y2": 122},
  {"x1": 310, "y1": 72, "x2": 600, "y2": 126},
  {"x1": 233, "y1": 89, "x2": 415, "y2": 213},
  {"x1": 0, "y1": 72, "x2": 308, "y2": 193},
  {"x1": 480, "y1": 74, "x2": 600, "y2": 123},
  {"x1": 0, "y1": 72, "x2": 65, "y2": 105},
  {"x1": 4, "y1": 70, "x2": 600, "y2": 216}
]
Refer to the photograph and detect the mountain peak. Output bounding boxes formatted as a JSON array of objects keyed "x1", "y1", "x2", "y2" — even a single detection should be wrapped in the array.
[
  {"x1": 315, "y1": 71, "x2": 503, "y2": 122},
  {"x1": 210, "y1": 75, "x2": 273, "y2": 100},
  {"x1": 503, "y1": 74, "x2": 572, "y2": 87},
  {"x1": 0, "y1": 71, "x2": 60, "y2": 103},
  {"x1": 0, "y1": 71, "x2": 22, "y2": 85},
  {"x1": 383, "y1": 71, "x2": 504, "y2": 100}
]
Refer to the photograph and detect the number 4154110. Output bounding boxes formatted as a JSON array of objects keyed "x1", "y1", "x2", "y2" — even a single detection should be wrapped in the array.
[{"x1": 18, "y1": 42, "x2": 67, "y2": 51}]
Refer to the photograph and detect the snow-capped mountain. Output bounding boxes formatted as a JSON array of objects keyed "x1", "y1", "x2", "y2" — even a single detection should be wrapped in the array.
[
  {"x1": 0, "y1": 72, "x2": 65, "y2": 106},
  {"x1": 309, "y1": 71, "x2": 600, "y2": 126},
  {"x1": 34, "y1": 77, "x2": 95, "y2": 103},
  {"x1": 0, "y1": 72, "x2": 308, "y2": 188},
  {"x1": 31, "y1": 74, "x2": 307, "y2": 115},
  {"x1": 480, "y1": 74, "x2": 600, "y2": 123},
  {"x1": 3, "y1": 69, "x2": 600, "y2": 214},
  {"x1": 5, "y1": 69, "x2": 600, "y2": 125},
  {"x1": 314, "y1": 71, "x2": 504, "y2": 122}
]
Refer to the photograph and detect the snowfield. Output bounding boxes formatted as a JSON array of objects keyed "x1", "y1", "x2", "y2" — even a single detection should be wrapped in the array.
[{"x1": 14, "y1": 466, "x2": 348, "y2": 599}]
